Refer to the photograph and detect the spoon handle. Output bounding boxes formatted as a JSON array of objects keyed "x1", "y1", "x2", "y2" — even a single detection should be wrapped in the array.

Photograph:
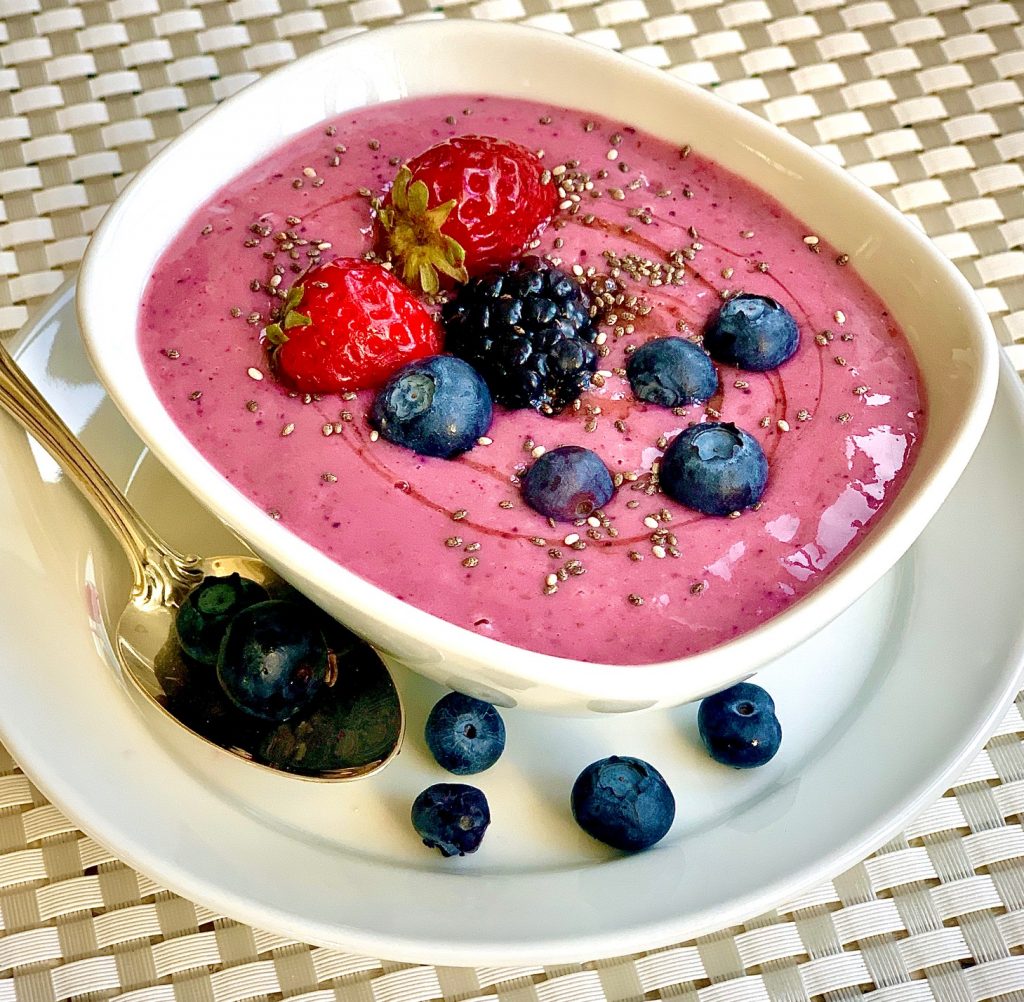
[{"x1": 0, "y1": 341, "x2": 202, "y2": 604}]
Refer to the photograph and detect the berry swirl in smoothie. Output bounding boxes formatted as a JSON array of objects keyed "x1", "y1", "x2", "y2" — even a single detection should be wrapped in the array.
[{"x1": 138, "y1": 95, "x2": 923, "y2": 665}]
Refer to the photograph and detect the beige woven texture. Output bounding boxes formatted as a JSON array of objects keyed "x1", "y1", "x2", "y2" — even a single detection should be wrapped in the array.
[{"x1": 2, "y1": 0, "x2": 1024, "y2": 998}]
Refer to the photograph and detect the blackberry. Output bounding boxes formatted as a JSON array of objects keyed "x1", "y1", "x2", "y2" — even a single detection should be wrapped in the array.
[{"x1": 442, "y1": 257, "x2": 598, "y2": 415}]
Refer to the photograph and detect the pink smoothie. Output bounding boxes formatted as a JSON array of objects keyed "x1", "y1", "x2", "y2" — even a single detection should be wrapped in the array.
[{"x1": 138, "y1": 95, "x2": 924, "y2": 665}]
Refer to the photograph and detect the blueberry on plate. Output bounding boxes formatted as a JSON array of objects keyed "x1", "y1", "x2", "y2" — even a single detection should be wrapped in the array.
[
  {"x1": 660, "y1": 422, "x2": 767, "y2": 516},
  {"x1": 522, "y1": 445, "x2": 614, "y2": 521},
  {"x1": 370, "y1": 355, "x2": 492, "y2": 458},
  {"x1": 698, "y1": 682, "x2": 782, "y2": 768},
  {"x1": 425, "y1": 692, "x2": 506, "y2": 775},
  {"x1": 216, "y1": 599, "x2": 329, "y2": 722},
  {"x1": 175, "y1": 572, "x2": 268, "y2": 666},
  {"x1": 626, "y1": 337, "x2": 718, "y2": 408},
  {"x1": 704, "y1": 293, "x2": 799, "y2": 372},
  {"x1": 411, "y1": 783, "x2": 491, "y2": 857},
  {"x1": 571, "y1": 756, "x2": 675, "y2": 852}
]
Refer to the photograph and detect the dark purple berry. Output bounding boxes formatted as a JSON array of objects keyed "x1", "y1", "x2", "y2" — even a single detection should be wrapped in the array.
[
  {"x1": 627, "y1": 336, "x2": 718, "y2": 407},
  {"x1": 571, "y1": 756, "x2": 675, "y2": 851},
  {"x1": 370, "y1": 355, "x2": 492, "y2": 458},
  {"x1": 425, "y1": 692, "x2": 506, "y2": 775},
  {"x1": 704, "y1": 294, "x2": 799, "y2": 371},
  {"x1": 660, "y1": 422, "x2": 767, "y2": 516},
  {"x1": 442, "y1": 257, "x2": 598, "y2": 415},
  {"x1": 698, "y1": 682, "x2": 782, "y2": 768},
  {"x1": 522, "y1": 445, "x2": 614, "y2": 522},
  {"x1": 216, "y1": 599, "x2": 328, "y2": 722},
  {"x1": 411, "y1": 783, "x2": 491, "y2": 857},
  {"x1": 175, "y1": 573, "x2": 268, "y2": 666}
]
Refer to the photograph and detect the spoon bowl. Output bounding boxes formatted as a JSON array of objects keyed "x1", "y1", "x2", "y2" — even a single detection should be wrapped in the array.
[{"x1": 0, "y1": 342, "x2": 403, "y2": 781}]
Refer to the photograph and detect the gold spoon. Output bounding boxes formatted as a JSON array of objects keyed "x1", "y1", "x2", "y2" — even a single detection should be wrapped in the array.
[{"x1": 0, "y1": 340, "x2": 403, "y2": 780}]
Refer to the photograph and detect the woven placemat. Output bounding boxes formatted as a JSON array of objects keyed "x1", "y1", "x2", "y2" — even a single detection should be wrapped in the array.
[{"x1": 2, "y1": 0, "x2": 1024, "y2": 998}]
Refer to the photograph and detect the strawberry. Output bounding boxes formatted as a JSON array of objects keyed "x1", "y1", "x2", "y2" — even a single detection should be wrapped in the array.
[
  {"x1": 265, "y1": 258, "x2": 442, "y2": 394},
  {"x1": 377, "y1": 135, "x2": 557, "y2": 295}
]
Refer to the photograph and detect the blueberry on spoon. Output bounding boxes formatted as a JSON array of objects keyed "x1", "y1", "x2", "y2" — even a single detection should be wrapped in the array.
[
  {"x1": 216, "y1": 599, "x2": 329, "y2": 722},
  {"x1": 174, "y1": 572, "x2": 268, "y2": 665}
]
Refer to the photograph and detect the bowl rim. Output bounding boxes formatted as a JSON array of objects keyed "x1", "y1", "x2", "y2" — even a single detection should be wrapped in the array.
[{"x1": 76, "y1": 19, "x2": 999, "y2": 701}]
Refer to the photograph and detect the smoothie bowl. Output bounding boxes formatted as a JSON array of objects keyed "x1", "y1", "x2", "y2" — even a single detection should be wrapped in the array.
[{"x1": 77, "y1": 22, "x2": 997, "y2": 714}]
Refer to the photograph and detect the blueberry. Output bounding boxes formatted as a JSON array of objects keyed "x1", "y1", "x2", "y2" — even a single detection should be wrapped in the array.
[
  {"x1": 571, "y1": 756, "x2": 675, "y2": 852},
  {"x1": 370, "y1": 355, "x2": 492, "y2": 458},
  {"x1": 704, "y1": 294, "x2": 799, "y2": 371},
  {"x1": 697, "y1": 682, "x2": 782, "y2": 768},
  {"x1": 522, "y1": 445, "x2": 614, "y2": 522},
  {"x1": 411, "y1": 783, "x2": 491, "y2": 857},
  {"x1": 660, "y1": 422, "x2": 767, "y2": 516},
  {"x1": 425, "y1": 692, "x2": 506, "y2": 775},
  {"x1": 260, "y1": 638, "x2": 401, "y2": 775},
  {"x1": 175, "y1": 573, "x2": 269, "y2": 666},
  {"x1": 627, "y1": 337, "x2": 718, "y2": 408},
  {"x1": 216, "y1": 599, "x2": 329, "y2": 722}
]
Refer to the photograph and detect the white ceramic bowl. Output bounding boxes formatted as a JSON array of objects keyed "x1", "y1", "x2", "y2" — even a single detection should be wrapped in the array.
[{"x1": 77, "y1": 21, "x2": 998, "y2": 714}]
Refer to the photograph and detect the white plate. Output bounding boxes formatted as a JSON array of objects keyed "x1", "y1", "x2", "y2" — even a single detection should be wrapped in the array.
[{"x1": 1, "y1": 282, "x2": 1022, "y2": 966}]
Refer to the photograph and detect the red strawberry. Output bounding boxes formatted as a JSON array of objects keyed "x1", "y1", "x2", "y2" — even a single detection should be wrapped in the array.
[
  {"x1": 266, "y1": 258, "x2": 442, "y2": 394},
  {"x1": 377, "y1": 135, "x2": 557, "y2": 294}
]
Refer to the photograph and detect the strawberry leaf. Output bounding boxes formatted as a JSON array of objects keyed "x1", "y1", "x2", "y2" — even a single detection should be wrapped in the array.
[
  {"x1": 377, "y1": 165, "x2": 469, "y2": 294},
  {"x1": 284, "y1": 310, "x2": 311, "y2": 330},
  {"x1": 264, "y1": 323, "x2": 288, "y2": 346}
]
